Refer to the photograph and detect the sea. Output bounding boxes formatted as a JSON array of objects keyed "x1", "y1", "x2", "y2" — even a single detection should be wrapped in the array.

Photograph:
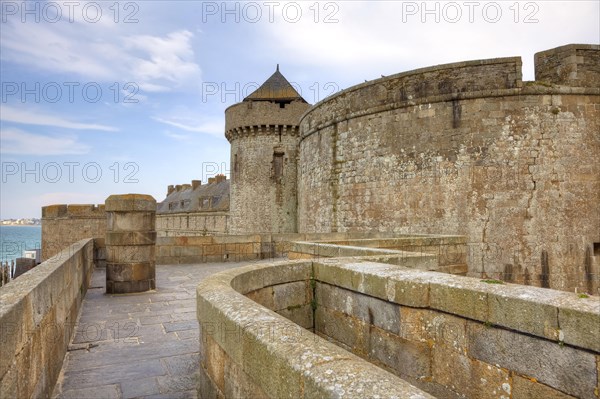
[{"x1": 0, "y1": 225, "x2": 42, "y2": 264}]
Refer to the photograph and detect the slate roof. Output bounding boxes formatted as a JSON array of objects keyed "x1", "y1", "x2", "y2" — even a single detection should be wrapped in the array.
[
  {"x1": 157, "y1": 180, "x2": 230, "y2": 214},
  {"x1": 244, "y1": 65, "x2": 307, "y2": 103}
]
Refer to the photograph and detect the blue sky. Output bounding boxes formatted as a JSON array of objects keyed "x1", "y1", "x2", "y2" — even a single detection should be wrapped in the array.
[{"x1": 1, "y1": 0, "x2": 598, "y2": 219}]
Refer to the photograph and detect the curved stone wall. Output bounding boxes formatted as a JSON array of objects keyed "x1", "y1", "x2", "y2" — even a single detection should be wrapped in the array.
[
  {"x1": 298, "y1": 45, "x2": 600, "y2": 292},
  {"x1": 197, "y1": 258, "x2": 599, "y2": 398},
  {"x1": 196, "y1": 260, "x2": 434, "y2": 399}
]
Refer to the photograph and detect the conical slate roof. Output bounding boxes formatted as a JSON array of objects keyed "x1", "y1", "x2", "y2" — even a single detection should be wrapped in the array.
[{"x1": 244, "y1": 65, "x2": 306, "y2": 103}]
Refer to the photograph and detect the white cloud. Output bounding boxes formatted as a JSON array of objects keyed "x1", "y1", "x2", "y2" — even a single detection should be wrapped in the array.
[
  {"x1": 164, "y1": 130, "x2": 192, "y2": 141},
  {"x1": 153, "y1": 116, "x2": 223, "y2": 137},
  {"x1": 1, "y1": 106, "x2": 117, "y2": 131},
  {"x1": 0, "y1": 13, "x2": 201, "y2": 93},
  {"x1": 259, "y1": 1, "x2": 600, "y2": 81},
  {"x1": 0, "y1": 128, "x2": 90, "y2": 155}
]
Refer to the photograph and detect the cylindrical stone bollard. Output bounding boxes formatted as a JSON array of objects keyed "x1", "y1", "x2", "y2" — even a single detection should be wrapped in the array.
[{"x1": 105, "y1": 194, "x2": 156, "y2": 294}]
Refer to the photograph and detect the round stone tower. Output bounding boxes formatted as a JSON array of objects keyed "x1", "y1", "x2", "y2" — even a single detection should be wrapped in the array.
[{"x1": 225, "y1": 66, "x2": 311, "y2": 234}]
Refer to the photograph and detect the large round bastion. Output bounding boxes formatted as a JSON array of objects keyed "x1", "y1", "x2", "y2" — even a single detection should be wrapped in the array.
[{"x1": 297, "y1": 44, "x2": 600, "y2": 293}]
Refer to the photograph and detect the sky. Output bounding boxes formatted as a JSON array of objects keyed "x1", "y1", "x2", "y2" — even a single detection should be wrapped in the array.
[{"x1": 0, "y1": 0, "x2": 598, "y2": 219}]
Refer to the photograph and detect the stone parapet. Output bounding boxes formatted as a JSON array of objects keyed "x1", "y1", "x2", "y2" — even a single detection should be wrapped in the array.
[
  {"x1": 198, "y1": 258, "x2": 600, "y2": 399},
  {"x1": 0, "y1": 239, "x2": 95, "y2": 398},
  {"x1": 535, "y1": 43, "x2": 600, "y2": 87},
  {"x1": 42, "y1": 204, "x2": 106, "y2": 261},
  {"x1": 197, "y1": 260, "x2": 434, "y2": 399}
]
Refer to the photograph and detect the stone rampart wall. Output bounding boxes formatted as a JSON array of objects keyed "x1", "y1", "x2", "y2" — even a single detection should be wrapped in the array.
[
  {"x1": 0, "y1": 239, "x2": 95, "y2": 398},
  {"x1": 535, "y1": 44, "x2": 600, "y2": 87},
  {"x1": 298, "y1": 45, "x2": 600, "y2": 293},
  {"x1": 42, "y1": 204, "x2": 106, "y2": 264}
]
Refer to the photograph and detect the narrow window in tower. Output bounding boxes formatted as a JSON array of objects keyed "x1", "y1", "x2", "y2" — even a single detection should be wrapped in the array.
[
  {"x1": 233, "y1": 154, "x2": 239, "y2": 181},
  {"x1": 273, "y1": 152, "x2": 284, "y2": 180}
]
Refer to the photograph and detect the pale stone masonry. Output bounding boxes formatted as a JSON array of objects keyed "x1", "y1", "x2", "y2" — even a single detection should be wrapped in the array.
[
  {"x1": 298, "y1": 44, "x2": 600, "y2": 292},
  {"x1": 25, "y1": 44, "x2": 598, "y2": 398},
  {"x1": 197, "y1": 257, "x2": 600, "y2": 399},
  {"x1": 225, "y1": 66, "x2": 311, "y2": 234},
  {"x1": 43, "y1": 44, "x2": 600, "y2": 293},
  {"x1": 0, "y1": 239, "x2": 95, "y2": 398},
  {"x1": 42, "y1": 204, "x2": 106, "y2": 261},
  {"x1": 105, "y1": 194, "x2": 157, "y2": 294}
]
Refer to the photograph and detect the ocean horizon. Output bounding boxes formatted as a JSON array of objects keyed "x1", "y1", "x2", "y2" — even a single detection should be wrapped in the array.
[{"x1": 0, "y1": 225, "x2": 42, "y2": 264}]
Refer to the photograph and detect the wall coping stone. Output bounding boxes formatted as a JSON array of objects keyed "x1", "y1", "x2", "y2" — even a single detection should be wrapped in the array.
[
  {"x1": 314, "y1": 258, "x2": 600, "y2": 352},
  {"x1": 105, "y1": 194, "x2": 156, "y2": 212},
  {"x1": 197, "y1": 260, "x2": 434, "y2": 399}
]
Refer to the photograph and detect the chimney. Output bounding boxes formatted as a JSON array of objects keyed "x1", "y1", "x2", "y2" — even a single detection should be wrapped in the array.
[
  {"x1": 215, "y1": 174, "x2": 226, "y2": 183},
  {"x1": 175, "y1": 185, "x2": 182, "y2": 192},
  {"x1": 192, "y1": 180, "x2": 201, "y2": 190},
  {"x1": 167, "y1": 185, "x2": 175, "y2": 195},
  {"x1": 208, "y1": 177, "x2": 215, "y2": 184}
]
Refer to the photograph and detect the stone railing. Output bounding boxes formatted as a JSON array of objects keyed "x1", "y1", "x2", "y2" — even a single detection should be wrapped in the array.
[
  {"x1": 197, "y1": 257, "x2": 600, "y2": 399},
  {"x1": 0, "y1": 239, "x2": 95, "y2": 398}
]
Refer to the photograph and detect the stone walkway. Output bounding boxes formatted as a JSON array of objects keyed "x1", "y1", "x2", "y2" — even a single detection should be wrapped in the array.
[{"x1": 52, "y1": 262, "x2": 248, "y2": 399}]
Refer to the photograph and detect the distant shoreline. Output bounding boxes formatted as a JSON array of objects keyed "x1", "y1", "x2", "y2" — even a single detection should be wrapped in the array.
[{"x1": 1, "y1": 224, "x2": 41, "y2": 227}]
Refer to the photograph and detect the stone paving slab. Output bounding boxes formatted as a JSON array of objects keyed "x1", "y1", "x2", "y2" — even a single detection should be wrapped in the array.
[{"x1": 53, "y1": 262, "x2": 249, "y2": 399}]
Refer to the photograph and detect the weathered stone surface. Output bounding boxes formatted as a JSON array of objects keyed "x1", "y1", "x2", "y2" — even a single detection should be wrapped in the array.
[
  {"x1": 229, "y1": 260, "x2": 311, "y2": 294},
  {"x1": 316, "y1": 282, "x2": 401, "y2": 334},
  {"x1": 556, "y1": 294, "x2": 600, "y2": 352},
  {"x1": 276, "y1": 304, "x2": 313, "y2": 330},
  {"x1": 486, "y1": 283, "x2": 561, "y2": 340},
  {"x1": 467, "y1": 321, "x2": 598, "y2": 398},
  {"x1": 315, "y1": 306, "x2": 369, "y2": 355},
  {"x1": 368, "y1": 325, "x2": 431, "y2": 380},
  {"x1": 245, "y1": 287, "x2": 275, "y2": 309},
  {"x1": 224, "y1": 357, "x2": 268, "y2": 399},
  {"x1": 105, "y1": 194, "x2": 156, "y2": 294},
  {"x1": 304, "y1": 358, "x2": 434, "y2": 399},
  {"x1": 298, "y1": 46, "x2": 600, "y2": 294},
  {"x1": 105, "y1": 194, "x2": 157, "y2": 212},
  {"x1": 226, "y1": 96, "x2": 310, "y2": 234},
  {"x1": 512, "y1": 375, "x2": 578, "y2": 399},
  {"x1": 272, "y1": 281, "x2": 311, "y2": 311},
  {"x1": 203, "y1": 334, "x2": 225, "y2": 392},
  {"x1": 105, "y1": 231, "x2": 157, "y2": 246},
  {"x1": 432, "y1": 345, "x2": 511, "y2": 399},
  {"x1": 429, "y1": 276, "x2": 489, "y2": 321},
  {"x1": 0, "y1": 239, "x2": 94, "y2": 399},
  {"x1": 197, "y1": 260, "x2": 434, "y2": 399},
  {"x1": 198, "y1": 258, "x2": 600, "y2": 399},
  {"x1": 42, "y1": 204, "x2": 106, "y2": 261},
  {"x1": 314, "y1": 259, "x2": 432, "y2": 307},
  {"x1": 198, "y1": 364, "x2": 221, "y2": 399},
  {"x1": 399, "y1": 307, "x2": 467, "y2": 353},
  {"x1": 535, "y1": 44, "x2": 600, "y2": 87}
]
